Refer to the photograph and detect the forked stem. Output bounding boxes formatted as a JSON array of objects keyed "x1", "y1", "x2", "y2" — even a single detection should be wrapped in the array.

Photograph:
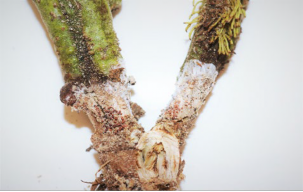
[{"x1": 33, "y1": 0, "x2": 248, "y2": 190}]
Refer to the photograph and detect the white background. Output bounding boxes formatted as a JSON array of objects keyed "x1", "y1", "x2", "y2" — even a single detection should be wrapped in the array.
[{"x1": 0, "y1": 0, "x2": 302, "y2": 190}]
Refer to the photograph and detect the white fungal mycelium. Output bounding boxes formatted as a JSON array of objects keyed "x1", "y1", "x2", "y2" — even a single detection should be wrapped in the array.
[
  {"x1": 71, "y1": 60, "x2": 132, "y2": 118},
  {"x1": 136, "y1": 60, "x2": 218, "y2": 189},
  {"x1": 168, "y1": 59, "x2": 218, "y2": 120},
  {"x1": 70, "y1": 59, "x2": 144, "y2": 152}
]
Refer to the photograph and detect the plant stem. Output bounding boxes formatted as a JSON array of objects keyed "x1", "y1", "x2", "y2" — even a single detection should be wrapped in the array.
[
  {"x1": 136, "y1": 0, "x2": 248, "y2": 190},
  {"x1": 184, "y1": 0, "x2": 248, "y2": 71},
  {"x1": 33, "y1": 0, "x2": 121, "y2": 82},
  {"x1": 34, "y1": 0, "x2": 145, "y2": 190},
  {"x1": 33, "y1": 0, "x2": 81, "y2": 78},
  {"x1": 108, "y1": 0, "x2": 122, "y2": 11},
  {"x1": 33, "y1": 0, "x2": 248, "y2": 190}
]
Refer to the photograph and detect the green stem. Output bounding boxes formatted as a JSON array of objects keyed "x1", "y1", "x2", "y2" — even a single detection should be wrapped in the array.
[
  {"x1": 33, "y1": 0, "x2": 82, "y2": 78},
  {"x1": 108, "y1": 0, "x2": 122, "y2": 11},
  {"x1": 33, "y1": 0, "x2": 121, "y2": 82}
]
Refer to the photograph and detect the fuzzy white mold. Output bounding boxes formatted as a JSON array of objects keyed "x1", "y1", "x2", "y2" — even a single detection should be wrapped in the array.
[
  {"x1": 71, "y1": 59, "x2": 144, "y2": 152},
  {"x1": 174, "y1": 59, "x2": 218, "y2": 109}
]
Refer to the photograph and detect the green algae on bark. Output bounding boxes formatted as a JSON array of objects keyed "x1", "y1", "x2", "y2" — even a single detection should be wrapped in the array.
[{"x1": 33, "y1": 0, "x2": 121, "y2": 81}]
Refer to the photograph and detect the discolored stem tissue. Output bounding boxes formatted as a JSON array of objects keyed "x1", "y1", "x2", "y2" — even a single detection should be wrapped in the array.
[
  {"x1": 33, "y1": 0, "x2": 248, "y2": 190},
  {"x1": 135, "y1": 0, "x2": 248, "y2": 190},
  {"x1": 33, "y1": 0, "x2": 146, "y2": 190}
]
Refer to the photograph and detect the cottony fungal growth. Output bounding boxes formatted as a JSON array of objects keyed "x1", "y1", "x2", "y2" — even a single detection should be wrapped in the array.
[{"x1": 32, "y1": 0, "x2": 248, "y2": 190}]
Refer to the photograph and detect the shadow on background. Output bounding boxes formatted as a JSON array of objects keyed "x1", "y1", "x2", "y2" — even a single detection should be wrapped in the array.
[
  {"x1": 64, "y1": 106, "x2": 94, "y2": 131},
  {"x1": 64, "y1": 106, "x2": 101, "y2": 168}
]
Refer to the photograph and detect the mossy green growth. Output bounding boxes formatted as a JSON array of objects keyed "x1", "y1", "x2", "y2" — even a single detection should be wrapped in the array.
[
  {"x1": 208, "y1": 0, "x2": 246, "y2": 55},
  {"x1": 186, "y1": 0, "x2": 246, "y2": 56},
  {"x1": 182, "y1": 0, "x2": 248, "y2": 72},
  {"x1": 33, "y1": 0, "x2": 81, "y2": 78}
]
